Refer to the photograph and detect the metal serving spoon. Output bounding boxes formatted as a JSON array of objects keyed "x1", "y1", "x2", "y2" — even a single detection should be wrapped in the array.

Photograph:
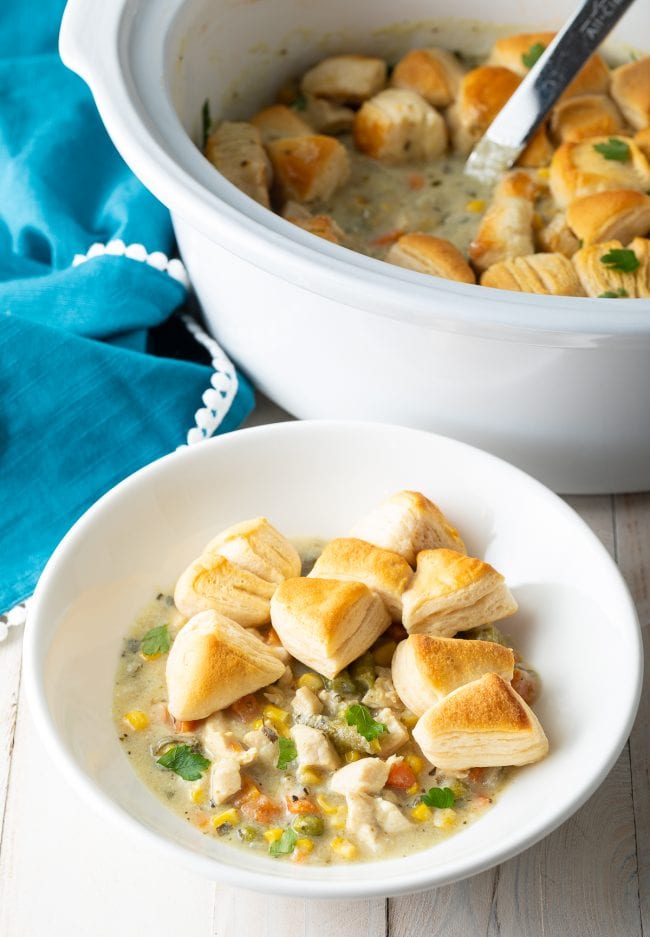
[{"x1": 465, "y1": 0, "x2": 637, "y2": 184}]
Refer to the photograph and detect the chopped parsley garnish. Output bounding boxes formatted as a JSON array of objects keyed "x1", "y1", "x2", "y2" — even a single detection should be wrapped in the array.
[
  {"x1": 344, "y1": 704, "x2": 387, "y2": 742},
  {"x1": 140, "y1": 624, "x2": 171, "y2": 657},
  {"x1": 599, "y1": 288, "x2": 629, "y2": 298},
  {"x1": 156, "y1": 745, "x2": 210, "y2": 781},
  {"x1": 291, "y1": 94, "x2": 307, "y2": 112},
  {"x1": 593, "y1": 138, "x2": 630, "y2": 162},
  {"x1": 202, "y1": 98, "x2": 212, "y2": 148},
  {"x1": 276, "y1": 737, "x2": 297, "y2": 770},
  {"x1": 421, "y1": 786, "x2": 456, "y2": 808},
  {"x1": 600, "y1": 248, "x2": 640, "y2": 273},
  {"x1": 269, "y1": 827, "x2": 297, "y2": 857},
  {"x1": 521, "y1": 42, "x2": 546, "y2": 69}
]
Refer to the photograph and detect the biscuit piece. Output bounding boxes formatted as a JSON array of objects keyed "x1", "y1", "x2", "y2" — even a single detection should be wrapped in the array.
[
  {"x1": 402, "y1": 549, "x2": 518, "y2": 637},
  {"x1": 391, "y1": 47, "x2": 465, "y2": 108},
  {"x1": 550, "y1": 94, "x2": 625, "y2": 145},
  {"x1": 572, "y1": 237, "x2": 650, "y2": 298},
  {"x1": 566, "y1": 190, "x2": 650, "y2": 246},
  {"x1": 204, "y1": 121, "x2": 272, "y2": 207},
  {"x1": 286, "y1": 212, "x2": 346, "y2": 244},
  {"x1": 166, "y1": 610, "x2": 285, "y2": 720},
  {"x1": 447, "y1": 66, "x2": 520, "y2": 154},
  {"x1": 386, "y1": 234, "x2": 476, "y2": 283},
  {"x1": 634, "y1": 127, "x2": 650, "y2": 162},
  {"x1": 270, "y1": 578, "x2": 391, "y2": 678},
  {"x1": 610, "y1": 57, "x2": 650, "y2": 131},
  {"x1": 175, "y1": 549, "x2": 275, "y2": 626},
  {"x1": 267, "y1": 135, "x2": 350, "y2": 202},
  {"x1": 301, "y1": 55, "x2": 387, "y2": 104},
  {"x1": 303, "y1": 95, "x2": 356, "y2": 134},
  {"x1": 549, "y1": 136, "x2": 650, "y2": 209},
  {"x1": 468, "y1": 170, "x2": 539, "y2": 273},
  {"x1": 516, "y1": 123, "x2": 554, "y2": 168},
  {"x1": 412, "y1": 673, "x2": 549, "y2": 769},
  {"x1": 538, "y1": 212, "x2": 581, "y2": 257},
  {"x1": 392, "y1": 634, "x2": 515, "y2": 715},
  {"x1": 250, "y1": 104, "x2": 312, "y2": 143},
  {"x1": 354, "y1": 89, "x2": 448, "y2": 163},
  {"x1": 490, "y1": 31, "x2": 609, "y2": 99},
  {"x1": 349, "y1": 490, "x2": 466, "y2": 567},
  {"x1": 309, "y1": 537, "x2": 413, "y2": 621},
  {"x1": 205, "y1": 517, "x2": 301, "y2": 584},
  {"x1": 480, "y1": 252, "x2": 585, "y2": 296}
]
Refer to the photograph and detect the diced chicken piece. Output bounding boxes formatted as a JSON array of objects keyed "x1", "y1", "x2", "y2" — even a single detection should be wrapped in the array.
[
  {"x1": 304, "y1": 96, "x2": 356, "y2": 134},
  {"x1": 301, "y1": 55, "x2": 387, "y2": 104},
  {"x1": 354, "y1": 89, "x2": 447, "y2": 164},
  {"x1": 204, "y1": 121, "x2": 272, "y2": 208},
  {"x1": 345, "y1": 792, "x2": 411, "y2": 851},
  {"x1": 292, "y1": 685, "x2": 324, "y2": 718},
  {"x1": 376, "y1": 708, "x2": 409, "y2": 757},
  {"x1": 318, "y1": 687, "x2": 342, "y2": 716},
  {"x1": 210, "y1": 757, "x2": 242, "y2": 805},
  {"x1": 329, "y1": 756, "x2": 390, "y2": 795},
  {"x1": 266, "y1": 135, "x2": 350, "y2": 203},
  {"x1": 374, "y1": 796, "x2": 412, "y2": 834},
  {"x1": 362, "y1": 669, "x2": 401, "y2": 709},
  {"x1": 242, "y1": 727, "x2": 278, "y2": 768},
  {"x1": 202, "y1": 715, "x2": 257, "y2": 765},
  {"x1": 291, "y1": 723, "x2": 341, "y2": 771},
  {"x1": 249, "y1": 104, "x2": 312, "y2": 143}
]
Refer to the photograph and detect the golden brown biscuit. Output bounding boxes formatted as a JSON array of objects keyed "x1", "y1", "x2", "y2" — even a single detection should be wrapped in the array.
[
  {"x1": 468, "y1": 171, "x2": 540, "y2": 273},
  {"x1": 303, "y1": 96, "x2": 355, "y2": 134},
  {"x1": 447, "y1": 66, "x2": 521, "y2": 154},
  {"x1": 309, "y1": 537, "x2": 413, "y2": 621},
  {"x1": 270, "y1": 577, "x2": 391, "y2": 678},
  {"x1": 550, "y1": 94, "x2": 625, "y2": 144},
  {"x1": 349, "y1": 490, "x2": 466, "y2": 567},
  {"x1": 285, "y1": 212, "x2": 346, "y2": 244},
  {"x1": 537, "y1": 212, "x2": 581, "y2": 257},
  {"x1": 301, "y1": 54, "x2": 387, "y2": 103},
  {"x1": 516, "y1": 123, "x2": 554, "y2": 168},
  {"x1": 266, "y1": 135, "x2": 350, "y2": 202},
  {"x1": 205, "y1": 517, "x2": 301, "y2": 584},
  {"x1": 166, "y1": 610, "x2": 285, "y2": 720},
  {"x1": 566, "y1": 190, "x2": 650, "y2": 245},
  {"x1": 610, "y1": 57, "x2": 650, "y2": 131},
  {"x1": 204, "y1": 121, "x2": 272, "y2": 208},
  {"x1": 402, "y1": 548, "x2": 518, "y2": 637},
  {"x1": 391, "y1": 47, "x2": 465, "y2": 107},
  {"x1": 634, "y1": 127, "x2": 650, "y2": 162},
  {"x1": 174, "y1": 550, "x2": 275, "y2": 626},
  {"x1": 391, "y1": 634, "x2": 515, "y2": 716},
  {"x1": 572, "y1": 237, "x2": 650, "y2": 298},
  {"x1": 480, "y1": 252, "x2": 585, "y2": 295},
  {"x1": 354, "y1": 89, "x2": 448, "y2": 163},
  {"x1": 549, "y1": 136, "x2": 650, "y2": 209},
  {"x1": 386, "y1": 234, "x2": 476, "y2": 283},
  {"x1": 249, "y1": 104, "x2": 313, "y2": 143},
  {"x1": 412, "y1": 673, "x2": 549, "y2": 769}
]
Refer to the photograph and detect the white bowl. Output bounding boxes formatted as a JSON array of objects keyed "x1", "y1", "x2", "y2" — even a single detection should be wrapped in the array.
[
  {"x1": 58, "y1": 0, "x2": 650, "y2": 495},
  {"x1": 24, "y1": 421, "x2": 642, "y2": 898}
]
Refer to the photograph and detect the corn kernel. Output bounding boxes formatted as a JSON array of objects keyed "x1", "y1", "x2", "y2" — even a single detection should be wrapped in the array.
[
  {"x1": 298, "y1": 672, "x2": 324, "y2": 692},
  {"x1": 251, "y1": 718, "x2": 263, "y2": 730},
  {"x1": 465, "y1": 198, "x2": 486, "y2": 213},
  {"x1": 411, "y1": 803, "x2": 432, "y2": 822},
  {"x1": 405, "y1": 754, "x2": 424, "y2": 774},
  {"x1": 406, "y1": 783, "x2": 419, "y2": 796},
  {"x1": 263, "y1": 704, "x2": 290, "y2": 723},
  {"x1": 123, "y1": 710, "x2": 149, "y2": 731},
  {"x1": 331, "y1": 837, "x2": 357, "y2": 859},
  {"x1": 295, "y1": 837, "x2": 314, "y2": 854},
  {"x1": 330, "y1": 809, "x2": 347, "y2": 830},
  {"x1": 537, "y1": 167, "x2": 550, "y2": 179},
  {"x1": 373, "y1": 640, "x2": 396, "y2": 667},
  {"x1": 299, "y1": 767, "x2": 322, "y2": 786},
  {"x1": 345, "y1": 750, "x2": 362, "y2": 763},
  {"x1": 433, "y1": 808, "x2": 457, "y2": 829},
  {"x1": 190, "y1": 787, "x2": 205, "y2": 805},
  {"x1": 316, "y1": 794, "x2": 339, "y2": 814},
  {"x1": 263, "y1": 827, "x2": 284, "y2": 843},
  {"x1": 369, "y1": 739, "x2": 382, "y2": 754},
  {"x1": 211, "y1": 808, "x2": 240, "y2": 828},
  {"x1": 402, "y1": 713, "x2": 418, "y2": 730}
]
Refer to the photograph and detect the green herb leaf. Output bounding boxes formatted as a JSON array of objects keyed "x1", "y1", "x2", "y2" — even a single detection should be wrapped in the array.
[
  {"x1": 600, "y1": 248, "x2": 640, "y2": 273},
  {"x1": 521, "y1": 42, "x2": 546, "y2": 69},
  {"x1": 291, "y1": 93, "x2": 307, "y2": 112},
  {"x1": 344, "y1": 704, "x2": 387, "y2": 742},
  {"x1": 157, "y1": 745, "x2": 210, "y2": 781},
  {"x1": 269, "y1": 827, "x2": 297, "y2": 857},
  {"x1": 277, "y1": 737, "x2": 298, "y2": 770},
  {"x1": 202, "y1": 98, "x2": 212, "y2": 148},
  {"x1": 599, "y1": 288, "x2": 629, "y2": 298},
  {"x1": 593, "y1": 137, "x2": 630, "y2": 161},
  {"x1": 140, "y1": 624, "x2": 171, "y2": 657},
  {"x1": 421, "y1": 786, "x2": 456, "y2": 808}
]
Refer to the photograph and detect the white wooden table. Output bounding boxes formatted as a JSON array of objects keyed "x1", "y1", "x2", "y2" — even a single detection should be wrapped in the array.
[{"x1": 1, "y1": 400, "x2": 648, "y2": 937}]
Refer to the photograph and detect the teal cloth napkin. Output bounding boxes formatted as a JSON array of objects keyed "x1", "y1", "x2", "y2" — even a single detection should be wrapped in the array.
[{"x1": 0, "y1": 0, "x2": 254, "y2": 612}]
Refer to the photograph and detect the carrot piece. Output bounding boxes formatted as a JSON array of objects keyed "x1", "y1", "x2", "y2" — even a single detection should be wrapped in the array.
[
  {"x1": 173, "y1": 718, "x2": 201, "y2": 733},
  {"x1": 407, "y1": 172, "x2": 426, "y2": 190},
  {"x1": 234, "y1": 777, "x2": 282, "y2": 824},
  {"x1": 386, "y1": 761, "x2": 418, "y2": 790},
  {"x1": 370, "y1": 228, "x2": 405, "y2": 247},
  {"x1": 230, "y1": 694, "x2": 260, "y2": 722},
  {"x1": 286, "y1": 797, "x2": 319, "y2": 815},
  {"x1": 467, "y1": 767, "x2": 486, "y2": 784}
]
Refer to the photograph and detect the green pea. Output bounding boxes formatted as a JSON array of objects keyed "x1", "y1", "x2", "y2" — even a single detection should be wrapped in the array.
[
  {"x1": 351, "y1": 652, "x2": 376, "y2": 689},
  {"x1": 330, "y1": 670, "x2": 359, "y2": 695},
  {"x1": 292, "y1": 814, "x2": 324, "y2": 836},
  {"x1": 237, "y1": 825, "x2": 259, "y2": 842}
]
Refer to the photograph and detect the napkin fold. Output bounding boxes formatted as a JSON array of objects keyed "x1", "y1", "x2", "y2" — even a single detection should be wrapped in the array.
[{"x1": 0, "y1": 0, "x2": 254, "y2": 613}]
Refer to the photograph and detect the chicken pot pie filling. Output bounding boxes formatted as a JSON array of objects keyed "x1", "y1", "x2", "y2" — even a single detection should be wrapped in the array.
[
  {"x1": 113, "y1": 497, "x2": 548, "y2": 865},
  {"x1": 201, "y1": 37, "x2": 650, "y2": 298}
]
